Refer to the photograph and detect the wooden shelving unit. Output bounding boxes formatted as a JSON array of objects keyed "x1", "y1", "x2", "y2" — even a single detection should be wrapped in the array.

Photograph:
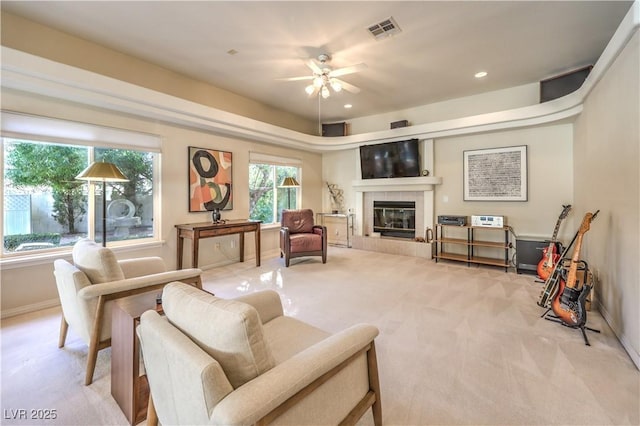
[{"x1": 434, "y1": 224, "x2": 510, "y2": 271}]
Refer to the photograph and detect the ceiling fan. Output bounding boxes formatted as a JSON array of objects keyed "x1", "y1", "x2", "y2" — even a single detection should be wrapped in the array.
[{"x1": 278, "y1": 54, "x2": 367, "y2": 99}]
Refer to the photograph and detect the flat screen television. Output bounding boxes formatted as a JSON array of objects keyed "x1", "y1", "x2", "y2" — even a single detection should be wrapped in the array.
[{"x1": 360, "y1": 139, "x2": 420, "y2": 179}]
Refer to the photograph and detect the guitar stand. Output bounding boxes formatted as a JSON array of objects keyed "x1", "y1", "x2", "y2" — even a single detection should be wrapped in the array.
[{"x1": 541, "y1": 310, "x2": 600, "y2": 346}]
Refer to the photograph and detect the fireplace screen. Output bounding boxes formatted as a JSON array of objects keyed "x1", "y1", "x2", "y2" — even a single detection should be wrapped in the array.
[{"x1": 373, "y1": 201, "x2": 416, "y2": 238}]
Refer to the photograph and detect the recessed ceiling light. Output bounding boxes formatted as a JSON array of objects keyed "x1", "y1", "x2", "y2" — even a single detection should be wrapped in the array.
[
  {"x1": 344, "y1": 104, "x2": 353, "y2": 109},
  {"x1": 475, "y1": 71, "x2": 488, "y2": 78}
]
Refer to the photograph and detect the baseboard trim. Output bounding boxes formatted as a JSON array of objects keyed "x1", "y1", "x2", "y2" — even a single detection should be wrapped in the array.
[
  {"x1": 595, "y1": 299, "x2": 640, "y2": 370},
  {"x1": 1, "y1": 298, "x2": 60, "y2": 319}
]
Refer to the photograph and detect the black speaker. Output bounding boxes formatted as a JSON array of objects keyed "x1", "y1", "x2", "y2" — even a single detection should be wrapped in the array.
[
  {"x1": 322, "y1": 122, "x2": 346, "y2": 137},
  {"x1": 540, "y1": 65, "x2": 592, "y2": 103},
  {"x1": 515, "y1": 238, "x2": 547, "y2": 275},
  {"x1": 390, "y1": 120, "x2": 409, "y2": 129}
]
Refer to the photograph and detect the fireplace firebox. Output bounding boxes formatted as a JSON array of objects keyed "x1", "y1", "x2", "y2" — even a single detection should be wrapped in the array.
[{"x1": 373, "y1": 201, "x2": 416, "y2": 239}]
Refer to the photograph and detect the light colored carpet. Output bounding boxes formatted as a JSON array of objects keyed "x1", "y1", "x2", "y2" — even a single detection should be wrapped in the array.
[{"x1": 1, "y1": 247, "x2": 638, "y2": 425}]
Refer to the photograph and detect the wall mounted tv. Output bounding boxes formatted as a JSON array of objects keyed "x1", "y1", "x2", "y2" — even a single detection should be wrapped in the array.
[{"x1": 359, "y1": 139, "x2": 420, "y2": 179}]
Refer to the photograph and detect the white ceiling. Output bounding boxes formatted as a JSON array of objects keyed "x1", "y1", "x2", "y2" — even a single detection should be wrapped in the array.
[{"x1": 1, "y1": 1, "x2": 633, "y2": 123}]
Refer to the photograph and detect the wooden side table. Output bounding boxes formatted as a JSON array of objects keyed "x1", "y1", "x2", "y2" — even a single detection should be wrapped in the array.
[
  {"x1": 175, "y1": 219, "x2": 261, "y2": 269},
  {"x1": 111, "y1": 292, "x2": 160, "y2": 425}
]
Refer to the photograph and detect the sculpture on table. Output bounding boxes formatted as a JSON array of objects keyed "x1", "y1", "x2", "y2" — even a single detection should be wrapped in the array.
[{"x1": 326, "y1": 182, "x2": 344, "y2": 213}]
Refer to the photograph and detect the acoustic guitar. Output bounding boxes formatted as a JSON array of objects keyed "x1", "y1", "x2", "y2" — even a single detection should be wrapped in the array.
[
  {"x1": 537, "y1": 205, "x2": 571, "y2": 280},
  {"x1": 550, "y1": 210, "x2": 598, "y2": 327}
]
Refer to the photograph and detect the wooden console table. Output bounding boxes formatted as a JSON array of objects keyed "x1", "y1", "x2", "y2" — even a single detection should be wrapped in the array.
[{"x1": 175, "y1": 220, "x2": 261, "y2": 269}]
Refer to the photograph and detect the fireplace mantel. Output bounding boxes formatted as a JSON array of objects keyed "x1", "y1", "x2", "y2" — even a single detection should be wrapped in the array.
[{"x1": 352, "y1": 176, "x2": 442, "y2": 193}]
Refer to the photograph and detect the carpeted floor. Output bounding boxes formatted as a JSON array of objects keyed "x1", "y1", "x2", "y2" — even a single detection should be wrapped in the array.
[{"x1": 1, "y1": 247, "x2": 638, "y2": 425}]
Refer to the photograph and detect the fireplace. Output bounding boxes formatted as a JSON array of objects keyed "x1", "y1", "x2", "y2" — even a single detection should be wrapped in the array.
[
  {"x1": 373, "y1": 201, "x2": 416, "y2": 239},
  {"x1": 351, "y1": 176, "x2": 441, "y2": 257}
]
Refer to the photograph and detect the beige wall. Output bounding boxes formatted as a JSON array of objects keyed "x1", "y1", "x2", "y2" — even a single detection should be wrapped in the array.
[
  {"x1": 433, "y1": 124, "x2": 575, "y2": 240},
  {"x1": 348, "y1": 83, "x2": 540, "y2": 134},
  {"x1": 0, "y1": 89, "x2": 323, "y2": 315},
  {"x1": 0, "y1": 12, "x2": 316, "y2": 135},
  {"x1": 573, "y1": 31, "x2": 639, "y2": 366}
]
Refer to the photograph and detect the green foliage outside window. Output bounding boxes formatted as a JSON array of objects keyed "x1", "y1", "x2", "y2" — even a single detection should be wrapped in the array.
[
  {"x1": 5, "y1": 141, "x2": 88, "y2": 234},
  {"x1": 249, "y1": 163, "x2": 298, "y2": 224}
]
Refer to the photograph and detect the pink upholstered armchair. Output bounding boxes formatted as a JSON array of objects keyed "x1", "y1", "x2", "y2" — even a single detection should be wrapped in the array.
[{"x1": 280, "y1": 209, "x2": 327, "y2": 267}]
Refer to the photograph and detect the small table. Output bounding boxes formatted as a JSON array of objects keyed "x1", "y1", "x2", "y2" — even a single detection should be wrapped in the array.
[
  {"x1": 111, "y1": 292, "x2": 160, "y2": 425},
  {"x1": 175, "y1": 220, "x2": 261, "y2": 269}
]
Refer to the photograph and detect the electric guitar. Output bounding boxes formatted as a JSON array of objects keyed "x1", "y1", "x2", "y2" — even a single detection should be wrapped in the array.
[
  {"x1": 550, "y1": 210, "x2": 598, "y2": 327},
  {"x1": 537, "y1": 205, "x2": 572, "y2": 280}
]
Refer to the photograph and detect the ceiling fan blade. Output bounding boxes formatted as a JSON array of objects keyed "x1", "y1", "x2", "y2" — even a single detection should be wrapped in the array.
[
  {"x1": 333, "y1": 78, "x2": 361, "y2": 94},
  {"x1": 329, "y1": 63, "x2": 367, "y2": 78},
  {"x1": 305, "y1": 59, "x2": 323, "y2": 74},
  {"x1": 276, "y1": 76, "x2": 314, "y2": 81}
]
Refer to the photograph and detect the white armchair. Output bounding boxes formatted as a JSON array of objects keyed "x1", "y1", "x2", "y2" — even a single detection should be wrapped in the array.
[
  {"x1": 53, "y1": 238, "x2": 202, "y2": 385},
  {"x1": 138, "y1": 282, "x2": 382, "y2": 425}
]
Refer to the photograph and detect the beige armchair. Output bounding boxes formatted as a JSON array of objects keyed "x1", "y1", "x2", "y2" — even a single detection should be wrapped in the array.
[
  {"x1": 280, "y1": 209, "x2": 327, "y2": 267},
  {"x1": 138, "y1": 282, "x2": 382, "y2": 426},
  {"x1": 53, "y1": 238, "x2": 202, "y2": 385}
]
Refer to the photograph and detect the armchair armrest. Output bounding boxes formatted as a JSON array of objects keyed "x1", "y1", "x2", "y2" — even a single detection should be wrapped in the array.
[
  {"x1": 312, "y1": 225, "x2": 326, "y2": 235},
  {"x1": 77, "y1": 268, "x2": 201, "y2": 300},
  {"x1": 211, "y1": 324, "x2": 379, "y2": 425},
  {"x1": 232, "y1": 290, "x2": 283, "y2": 324}
]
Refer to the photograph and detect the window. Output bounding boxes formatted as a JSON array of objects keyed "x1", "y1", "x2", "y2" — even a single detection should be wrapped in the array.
[
  {"x1": 249, "y1": 153, "x2": 301, "y2": 225},
  {"x1": 1, "y1": 112, "x2": 160, "y2": 256},
  {"x1": 2, "y1": 138, "x2": 157, "y2": 254}
]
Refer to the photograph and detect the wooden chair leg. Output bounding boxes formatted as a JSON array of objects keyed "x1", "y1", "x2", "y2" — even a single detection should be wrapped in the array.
[
  {"x1": 367, "y1": 342, "x2": 382, "y2": 426},
  {"x1": 147, "y1": 392, "x2": 158, "y2": 426},
  {"x1": 85, "y1": 296, "x2": 106, "y2": 386},
  {"x1": 58, "y1": 315, "x2": 69, "y2": 348}
]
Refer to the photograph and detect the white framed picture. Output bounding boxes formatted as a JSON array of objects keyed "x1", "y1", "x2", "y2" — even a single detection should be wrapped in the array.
[{"x1": 463, "y1": 145, "x2": 527, "y2": 201}]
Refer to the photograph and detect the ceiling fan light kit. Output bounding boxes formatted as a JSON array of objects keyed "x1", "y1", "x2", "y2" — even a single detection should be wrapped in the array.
[{"x1": 281, "y1": 53, "x2": 366, "y2": 99}]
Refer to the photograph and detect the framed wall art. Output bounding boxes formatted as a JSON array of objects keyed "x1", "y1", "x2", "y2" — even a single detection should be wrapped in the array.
[
  {"x1": 188, "y1": 146, "x2": 233, "y2": 212},
  {"x1": 463, "y1": 145, "x2": 527, "y2": 201}
]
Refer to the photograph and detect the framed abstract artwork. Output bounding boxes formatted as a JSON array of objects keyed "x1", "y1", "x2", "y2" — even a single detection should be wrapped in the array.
[
  {"x1": 463, "y1": 145, "x2": 527, "y2": 201},
  {"x1": 188, "y1": 147, "x2": 233, "y2": 212}
]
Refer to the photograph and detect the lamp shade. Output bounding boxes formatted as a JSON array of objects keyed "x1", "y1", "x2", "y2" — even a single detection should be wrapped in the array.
[
  {"x1": 280, "y1": 177, "x2": 300, "y2": 187},
  {"x1": 76, "y1": 161, "x2": 129, "y2": 182}
]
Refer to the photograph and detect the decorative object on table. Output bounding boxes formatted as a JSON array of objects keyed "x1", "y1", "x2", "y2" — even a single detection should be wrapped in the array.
[
  {"x1": 326, "y1": 182, "x2": 344, "y2": 213},
  {"x1": 76, "y1": 161, "x2": 129, "y2": 247},
  {"x1": 188, "y1": 147, "x2": 233, "y2": 212},
  {"x1": 463, "y1": 145, "x2": 528, "y2": 201},
  {"x1": 279, "y1": 176, "x2": 300, "y2": 209},
  {"x1": 211, "y1": 207, "x2": 222, "y2": 223}
]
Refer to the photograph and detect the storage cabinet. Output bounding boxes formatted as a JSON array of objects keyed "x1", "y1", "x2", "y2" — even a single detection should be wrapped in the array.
[
  {"x1": 316, "y1": 213, "x2": 354, "y2": 247},
  {"x1": 434, "y1": 224, "x2": 510, "y2": 272}
]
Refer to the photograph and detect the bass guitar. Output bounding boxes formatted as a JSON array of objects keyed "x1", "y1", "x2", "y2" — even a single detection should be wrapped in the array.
[
  {"x1": 550, "y1": 210, "x2": 598, "y2": 327},
  {"x1": 537, "y1": 204, "x2": 572, "y2": 280}
]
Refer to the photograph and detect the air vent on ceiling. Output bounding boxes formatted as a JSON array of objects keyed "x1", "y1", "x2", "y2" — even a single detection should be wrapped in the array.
[{"x1": 367, "y1": 16, "x2": 401, "y2": 40}]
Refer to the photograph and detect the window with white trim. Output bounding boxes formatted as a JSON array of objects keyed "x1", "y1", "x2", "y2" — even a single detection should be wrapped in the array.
[
  {"x1": 249, "y1": 152, "x2": 301, "y2": 225},
  {"x1": 1, "y1": 112, "x2": 160, "y2": 256}
]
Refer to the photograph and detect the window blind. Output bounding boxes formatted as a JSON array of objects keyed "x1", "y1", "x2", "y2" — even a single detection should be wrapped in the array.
[{"x1": 1, "y1": 111, "x2": 161, "y2": 152}]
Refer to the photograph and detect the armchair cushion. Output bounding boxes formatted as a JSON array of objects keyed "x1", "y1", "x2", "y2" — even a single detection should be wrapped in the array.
[
  {"x1": 72, "y1": 238, "x2": 124, "y2": 283},
  {"x1": 289, "y1": 233, "x2": 322, "y2": 252},
  {"x1": 162, "y1": 282, "x2": 275, "y2": 389},
  {"x1": 282, "y1": 209, "x2": 315, "y2": 233}
]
